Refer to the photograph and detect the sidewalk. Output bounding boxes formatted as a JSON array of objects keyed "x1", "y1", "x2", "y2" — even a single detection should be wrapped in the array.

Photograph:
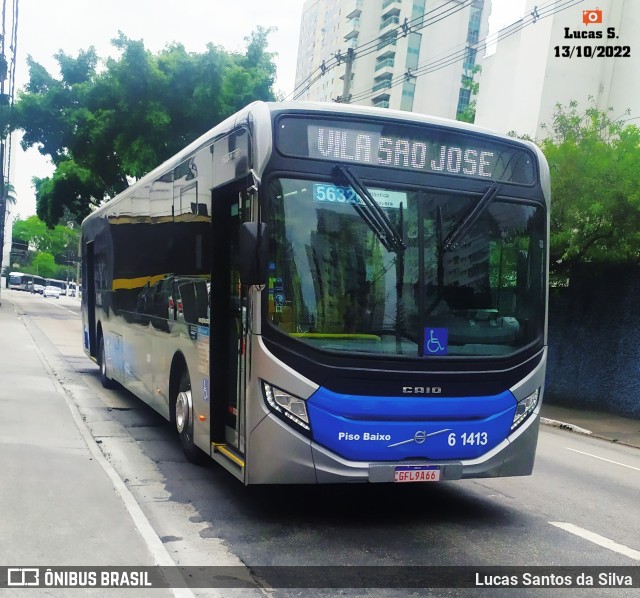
[
  {"x1": 541, "y1": 402, "x2": 640, "y2": 449},
  {"x1": 0, "y1": 296, "x2": 172, "y2": 582}
]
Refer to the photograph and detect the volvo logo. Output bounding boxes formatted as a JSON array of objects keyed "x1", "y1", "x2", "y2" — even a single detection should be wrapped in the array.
[
  {"x1": 388, "y1": 428, "x2": 451, "y2": 448},
  {"x1": 402, "y1": 386, "x2": 442, "y2": 394}
]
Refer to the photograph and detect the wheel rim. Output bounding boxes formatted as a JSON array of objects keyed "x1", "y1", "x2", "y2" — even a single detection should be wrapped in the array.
[{"x1": 176, "y1": 390, "x2": 191, "y2": 433}]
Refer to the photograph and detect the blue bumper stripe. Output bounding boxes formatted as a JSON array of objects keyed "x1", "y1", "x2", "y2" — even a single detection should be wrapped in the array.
[{"x1": 307, "y1": 387, "x2": 517, "y2": 461}]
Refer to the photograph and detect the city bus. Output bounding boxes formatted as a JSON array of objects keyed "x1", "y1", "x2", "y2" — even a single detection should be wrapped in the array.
[
  {"x1": 8, "y1": 271, "x2": 25, "y2": 290},
  {"x1": 20, "y1": 274, "x2": 46, "y2": 293},
  {"x1": 45, "y1": 278, "x2": 67, "y2": 294},
  {"x1": 81, "y1": 101, "x2": 549, "y2": 484}
]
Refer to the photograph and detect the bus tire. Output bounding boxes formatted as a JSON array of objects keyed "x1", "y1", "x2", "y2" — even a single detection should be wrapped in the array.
[
  {"x1": 175, "y1": 369, "x2": 207, "y2": 465},
  {"x1": 98, "y1": 334, "x2": 115, "y2": 389}
]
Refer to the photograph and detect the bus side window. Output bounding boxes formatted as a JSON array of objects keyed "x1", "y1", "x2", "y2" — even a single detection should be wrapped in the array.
[{"x1": 179, "y1": 280, "x2": 208, "y2": 325}]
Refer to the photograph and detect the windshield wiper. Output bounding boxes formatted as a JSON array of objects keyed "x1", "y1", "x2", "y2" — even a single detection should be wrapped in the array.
[
  {"x1": 425, "y1": 184, "x2": 501, "y2": 320},
  {"x1": 334, "y1": 165, "x2": 406, "y2": 253},
  {"x1": 442, "y1": 183, "x2": 501, "y2": 252}
]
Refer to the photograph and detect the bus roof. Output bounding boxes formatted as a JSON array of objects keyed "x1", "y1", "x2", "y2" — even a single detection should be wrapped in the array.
[{"x1": 82, "y1": 101, "x2": 546, "y2": 226}]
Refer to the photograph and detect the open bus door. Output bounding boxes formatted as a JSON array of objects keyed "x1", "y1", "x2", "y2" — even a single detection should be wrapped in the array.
[
  {"x1": 84, "y1": 241, "x2": 97, "y2": 357},
  {"x1": 209, "y1": 181, "x2": 252, "y2": 469},
  {"x1": 208, "y1": 127, "x2": 253, "y2": 474}
]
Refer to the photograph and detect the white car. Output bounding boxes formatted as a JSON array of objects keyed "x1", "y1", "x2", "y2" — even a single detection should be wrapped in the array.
[{"x1": 43, "y1": 286, "x2": 61, "y2": 299}]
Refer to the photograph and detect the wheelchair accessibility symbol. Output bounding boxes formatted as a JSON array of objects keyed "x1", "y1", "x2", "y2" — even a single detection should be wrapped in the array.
[{"x1": 424, "y1": 328, "x2": 448, "y2": 355}]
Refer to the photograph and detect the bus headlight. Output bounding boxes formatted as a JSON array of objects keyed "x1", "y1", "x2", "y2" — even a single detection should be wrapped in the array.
[
  {"x1": 511, "y1": 388, "x2": 540, "y2": 430},
  {"x1": 262, "y1": 382, "x2": 311, "y2": 434}
]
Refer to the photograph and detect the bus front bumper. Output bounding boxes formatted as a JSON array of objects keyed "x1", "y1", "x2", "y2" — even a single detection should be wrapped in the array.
[{"x1": 246, "y1": 407, "x2": 540, "y2": 484}]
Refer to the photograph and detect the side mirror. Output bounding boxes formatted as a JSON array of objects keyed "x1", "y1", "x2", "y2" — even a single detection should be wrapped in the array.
[{"x1": 238, "y1": 222, "x2": 268, "y2": 286}]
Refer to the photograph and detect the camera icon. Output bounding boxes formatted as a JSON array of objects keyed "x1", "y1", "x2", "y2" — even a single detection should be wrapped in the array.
[{"x1": 583, "y1": 9, "x2": 603, "y2": 25}]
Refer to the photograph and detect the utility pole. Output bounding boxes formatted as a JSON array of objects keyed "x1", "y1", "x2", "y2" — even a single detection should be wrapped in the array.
[
  {"x1": 337, "y1": 47, "x2": 355, "y2": 104},
  {"x1": 0, "y1": 141, "x2": 5, "y2": 275},
  {"x1": 0, "y1": 45, "x2": 8, "y2": 301},
  {"x1": 0, "y1": 135, "x2": 5, "y2": 304}
]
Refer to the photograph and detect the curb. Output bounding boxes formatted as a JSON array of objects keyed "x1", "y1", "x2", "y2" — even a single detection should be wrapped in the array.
[
  {"x1": 540, "y1": 417, "x2": 592, "y2": 436},
  {"x1": 541, "y1": 417, "x2": 640, "y2": 450}
]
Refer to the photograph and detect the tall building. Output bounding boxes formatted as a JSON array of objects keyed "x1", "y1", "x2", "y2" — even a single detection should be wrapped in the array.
[
  {"x1": 475, "y1": 0, "x2": 638, "y2": 138},
  {"x1": 294, "y1": 0, "x2": 491, "y2": 120}
]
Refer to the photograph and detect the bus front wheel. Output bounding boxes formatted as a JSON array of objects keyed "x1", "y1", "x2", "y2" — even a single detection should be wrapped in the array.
[
  {"x1": 99, "y1": 335, "x2": 115, "y2": 389},
  {"x1": 175, "y1": 370, "x2": 206, "y2": 465}
]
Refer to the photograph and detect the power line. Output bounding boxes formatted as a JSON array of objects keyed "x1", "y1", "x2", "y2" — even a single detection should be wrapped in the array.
[
  {"x1": 289, "y1": 0, "x2": 472, "y2": 100},
  {"x1": 347, "y1": 0, "x2": 584, "y2": 105},
  {"x1": 343, "y1": 0, "x2": 475, "y2": 67},
  {"x1": 6, "y1": 0, "x2": 19, "y2": 181},
  {"x1": 0, "y1": 0, "x2": 19, "y2": 278},
  {"x1": 289, "y1": 0, "x2": 475, "y2": 101},
  {"x1": 0, "y1": 0, "x2": 8, "y2": 276},
  {"x1": 347, "y1": 0, "x2": 580, "y2": 103},
  {"x1": 290, "y1": 0, "x2": 585, "y2": 106}
]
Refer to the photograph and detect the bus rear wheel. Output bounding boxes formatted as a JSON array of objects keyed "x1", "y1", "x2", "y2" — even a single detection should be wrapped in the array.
[{"x1": 175, "y1": 370, "x2": 206, "y2": 465}]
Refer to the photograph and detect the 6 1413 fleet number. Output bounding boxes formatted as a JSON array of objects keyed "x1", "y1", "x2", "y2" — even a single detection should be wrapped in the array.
[{"x1": 448, "y1": 432, "x2": 488, "y2": 446}]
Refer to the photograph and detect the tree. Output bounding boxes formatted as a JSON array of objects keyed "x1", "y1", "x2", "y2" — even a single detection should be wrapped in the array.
[
  {"x1": 10, "y1": 215, "x2": 79, "y2": 280},
  {"x1": 537, "y1": 100, "x2": 640, "y2": 280},
  {"x1": 12, "y1": 215, "x2": 79, "y2": 260},
  {"x1": 456, "y1": 65, "x2": 481, "y2": 124},
  {"x1": 30, "y1": 252, "x2": 57, "y2": 278},
  {"x1": 12, "y1": 29, "x2": 277, "y2": 226},
  {"x1": 3, "y1": 181, "x2": 16, "y2": 206}
]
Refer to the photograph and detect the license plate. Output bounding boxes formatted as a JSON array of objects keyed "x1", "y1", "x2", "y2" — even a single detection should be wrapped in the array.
[{"x1": 394, "y1": 465, "x2": 441, "y2": 483}]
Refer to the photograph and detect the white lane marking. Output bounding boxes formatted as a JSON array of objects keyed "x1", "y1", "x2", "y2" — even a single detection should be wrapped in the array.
[
  {"x1": 29, "y1": 324, "x2": 198, "y2": 598},
  {"x1": 49, "y1": 300, "x2": 81, "y2": 317},
  {"x1": 550, "y1": 522, "x2": 640, "y2": 561},
  {"x1": 565, "y1": 447, "x2": 640, "y2": 472}
]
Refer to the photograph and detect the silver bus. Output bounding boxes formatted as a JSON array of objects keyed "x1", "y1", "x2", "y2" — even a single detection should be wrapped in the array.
[
  {"x1": 45, "y1": 278, "x2": 67, "y2": 294},
  {"x1": 8, "y1": 271, "x2": 25, "y2": 290},
  {"x1": 81, "y1": 101, "x2": 549, "y2": 484}
]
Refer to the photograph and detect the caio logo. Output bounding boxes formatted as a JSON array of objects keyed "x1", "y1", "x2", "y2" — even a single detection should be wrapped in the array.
[{"x1": 583, "y1": 9, "x2": 603, "y2": 25}]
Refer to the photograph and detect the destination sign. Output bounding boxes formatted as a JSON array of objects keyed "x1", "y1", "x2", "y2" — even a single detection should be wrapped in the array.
[{"x1": 276, "y1": 117, "x2": 535, "y2": 185}]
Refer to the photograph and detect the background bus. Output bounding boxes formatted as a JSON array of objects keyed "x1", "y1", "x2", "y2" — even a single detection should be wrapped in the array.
[
  {"x1": 8, "y1": 271, "x2": 25, "y2": 290},
  {"x1": 82, "y1": 101, "x2": 549, "y2": 485},
  {"x1": 23, "y1": 275, "x2": 46, "y2": 294},
  {"x1": 45, "y1": 278, "x2": 67, "y2": 294}
]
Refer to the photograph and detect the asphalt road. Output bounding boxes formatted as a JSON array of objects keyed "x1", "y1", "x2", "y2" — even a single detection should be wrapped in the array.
[{"x1": 3, "y1": 288, "x2": 640, "y2": 597}]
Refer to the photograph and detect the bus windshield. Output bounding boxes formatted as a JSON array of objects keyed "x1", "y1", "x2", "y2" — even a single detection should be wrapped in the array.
[
  {"x1": 8, "y1": 273, "x2": 23, "y2": 286},
  {"x1": 266, "y1": 177, "x2": 546, "y2": 358}
]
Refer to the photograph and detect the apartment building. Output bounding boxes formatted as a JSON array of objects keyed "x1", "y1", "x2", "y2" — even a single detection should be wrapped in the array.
[
  {"x1": 475, "y1": 0, "x2": 638, "y2": 138},
  {"x1": 294, "y1": 0, "x2": 491, "y2": 120}
]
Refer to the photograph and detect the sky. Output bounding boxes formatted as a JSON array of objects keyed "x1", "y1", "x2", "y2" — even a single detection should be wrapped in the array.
[{"x1": 5, "y1": 0, "x2": 525, "y2": 224}]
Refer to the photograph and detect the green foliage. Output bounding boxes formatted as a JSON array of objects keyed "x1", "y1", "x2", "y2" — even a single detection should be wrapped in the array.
[
  {"x1": 538, "y1": 100, "x2": 640, "y2": 278},
  {"x1": 3, "y1": 181, "x2": 16, "y2": 205},
  {"x1": 12, "y1": 215, "x2": 79, "y2": 263},
  {"x1": 13, "y1": 29, "x2": 277, "y2": 226},
  {"x1": 12, "y1": 216, "x2": 80, "y2": 279},
  {"x1": 30, "y1": 252, "x2": 57, "y2": 278},
  {"x1": 34, "y1": 161, "x2": 103, "y2": 226},
  {"x1": 456, "y1": 65, "x2": 481, "y2": 124}
]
